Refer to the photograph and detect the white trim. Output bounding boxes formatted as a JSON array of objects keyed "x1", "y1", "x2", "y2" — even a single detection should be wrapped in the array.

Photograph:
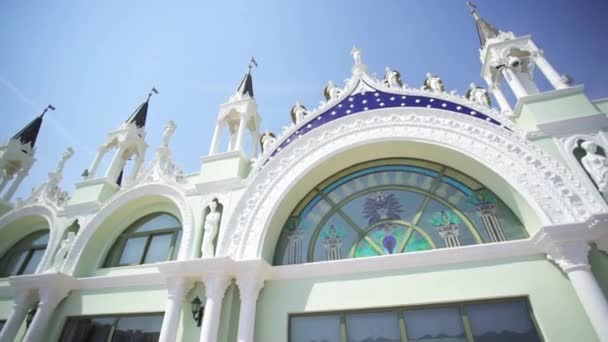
[
  {"x1": 526, "y1": 113, "x2": 608, "y2": 140},
  {"x1": 513, "y1": 85, "x2": 586, "y2": 118}
]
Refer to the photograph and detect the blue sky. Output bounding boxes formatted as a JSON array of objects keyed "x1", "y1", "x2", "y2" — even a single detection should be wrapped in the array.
[{"x1": 1, "y1": 0, "x2": 607, "y2": 200}]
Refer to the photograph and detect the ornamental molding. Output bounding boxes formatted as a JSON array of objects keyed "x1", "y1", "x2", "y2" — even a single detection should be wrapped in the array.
[
  {"x1": 218, "y1": 107, "x2": 606, "y2": 260},
  {"x1": 62, "y1": 182, "x2": 195, "y2": 276}
]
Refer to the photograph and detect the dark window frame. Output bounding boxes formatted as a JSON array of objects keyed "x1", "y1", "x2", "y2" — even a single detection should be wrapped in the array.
[{"x1": 0, "y1": 230, "x2": 49, "y2": 277}]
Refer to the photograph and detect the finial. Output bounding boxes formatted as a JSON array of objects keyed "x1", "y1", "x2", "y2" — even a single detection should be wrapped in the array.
[
  {"x1": 146, "y1": 87, "x2": 159, "y2": 102},
  {"x1": 41, "y1": 104, "x2": 55, "y2": 118},
  {"x1": 466, "y1": 0, "x2": 477, "y2": 13},
  {"x1": 248, "y1": 57, "x2": 258, "y2": 72}
]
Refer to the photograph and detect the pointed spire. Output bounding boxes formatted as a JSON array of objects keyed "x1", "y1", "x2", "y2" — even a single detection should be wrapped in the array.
[
  {"x1": 467, "y1": 1, "x2": 500, "y2": 47},
  {"x1": 235, "y1": 58, "x2": 257, "y2": 99},
  {"x1": 125, "y1": 88, "x2": 158, "y2": 128},
  {"x1": 12, "y1": 105, "x2": 54, "y2": 148}
]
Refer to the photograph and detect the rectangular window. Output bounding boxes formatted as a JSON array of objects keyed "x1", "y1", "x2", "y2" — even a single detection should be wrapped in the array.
[
  {"x1": 59, "y1": 313, "x2": 163, "y2": 342},
  {"x1": 289, "y1": 298, "x2": 542, "y2": 342}
]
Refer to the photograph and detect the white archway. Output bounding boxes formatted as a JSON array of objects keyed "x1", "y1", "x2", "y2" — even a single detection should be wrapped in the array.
[
  {"x1": 63, "y1": 183, "x2": 195, "y2": 275},
  {"x1": 218, "y1": 107, "x2": 605, "y2": 260}
]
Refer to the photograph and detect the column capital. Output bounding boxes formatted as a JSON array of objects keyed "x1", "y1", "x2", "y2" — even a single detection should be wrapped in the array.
[
  {"x1": 166, "y1": 277, "x2": 194, "y2": 301},
  {"x1": 236, "y1": 273, "x2": 264, "y2": 303},
  {"x1": 13, "y1": 288, "x2": 38, "y2": 308},
  {"x1": 202, "y1": 274, "x2": 231, "y2": 301},
  {"x1": 546, "y1": 240, "x2": 590, "y2": 273},
  {"x1": 38, "y1": 285, "x2": 70, "y2": 307}
]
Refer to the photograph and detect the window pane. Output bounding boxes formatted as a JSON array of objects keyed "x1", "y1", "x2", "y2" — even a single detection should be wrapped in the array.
[
  {"x1": 143, "y1": 234, "x2": 172, "y2": 264},
  {"x1": 118, "y1": 237, "x2": 147, "y2": 265},
  {"x1": 3, "y1": 251, "x2": 28, "y2": 276},
  {"x1": 0, "y1": 320, "x2": 6, "y2": 332},
  {"x1": 404, "y1": 307, "x2": 466, "y2": 342},
  {"x1": 466, "y1": 301, "x2": 541, "y2": 342},
  {"x1": 345, "y1": 311, "x2": 401, "y2": 342},
  {"x1": 31, "y1": 232, "x2": 49, "y2": 246},
  {"x1": 291, "y1": 315, "x2": 341, "y2": 342},
  {"x1": 21, "y1": 249, "x2": 45, "y2": 275},
  {"x1": 133, "y1": 214, "x2": 180, "y2": 233},
  {"x1": 59, "y1": 317, "x2": 115, "y2": 342},
  {"x1": 111, "y1": 315, "x2": 163, "y2": 342}
]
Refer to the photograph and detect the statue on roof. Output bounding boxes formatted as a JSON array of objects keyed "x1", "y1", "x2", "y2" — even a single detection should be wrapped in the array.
[
  {"x1": 384, "y1": 67, "x2": 403, "y2": 89},
  {"x1": 423, "y1": 73, "x2": 445, "y2": 92},
  {"x1": 260, "y1": 131, "x2": 277, "y2": 154},
  {"x1": 351, "y1": 46, "x2": 363, "y2": 66},
  {"x1": 324, "y1": 80, "x2": 341, "y2": 101},
  {"x1": 466, "y1": 83, "x2": 491, "y2": 107},
  {"x1": 162, "y1": 120, "x2": 176, "y2": 148},
  {"x1": 290, "y1": 102, "x2": 309, "y2": 125}
]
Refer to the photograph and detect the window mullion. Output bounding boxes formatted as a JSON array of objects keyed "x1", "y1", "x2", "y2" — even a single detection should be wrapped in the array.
[
  {"x1": 399, "y1": 310, "x2": 408, "y2": 342},
  {"x1": 340, "y1": 313, "x2": 347, "y2": 342},
  {"x1": 140, "y1": 234, "x2": 154, "y2": 265},
  {"x1": 17, "y1": 249, "x2": 34, "y2": 275},
  {"x1": 459, "y1": 305, "x2": 475, "y2": 342}
]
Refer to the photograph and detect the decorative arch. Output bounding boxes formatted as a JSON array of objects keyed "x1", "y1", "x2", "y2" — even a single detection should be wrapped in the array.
[
  {"x1": 63, "y1": 183, "x2": 194, "y2": 276},
  {"x1": 217, "y1": 107, "x2": 605, "y2": 260},
  {"x1": 0, "y1": 204, "x2": 57, "y2": 274}
]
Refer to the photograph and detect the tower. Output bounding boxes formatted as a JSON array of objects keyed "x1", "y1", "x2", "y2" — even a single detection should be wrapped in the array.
[
  {"x1": 469, "y1": 2, "x2": 569, "y2": 116},
  {"x1": 0, "y1": 105, "x2": 52, "y2": 212}
]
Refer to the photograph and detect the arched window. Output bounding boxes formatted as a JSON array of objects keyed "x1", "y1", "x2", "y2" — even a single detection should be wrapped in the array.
[
  {"x1": 104, "y1": 213, "x2": 182, "y2": 267},
  {"x1": 274, "y1": 159, "x2": 527, "y2": 265},
  {"x1": 0, "y1": 230, "x2": 49, "y2": 277}
]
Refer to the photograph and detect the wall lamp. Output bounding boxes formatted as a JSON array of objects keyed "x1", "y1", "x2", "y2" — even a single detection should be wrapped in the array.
[{"x1": 191, "y1": 296, "x2": 203, "y2": 327}]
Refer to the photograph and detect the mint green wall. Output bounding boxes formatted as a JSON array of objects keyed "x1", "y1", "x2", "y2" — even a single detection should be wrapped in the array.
[
  {"x1": 68, "y1": 180, "x2": 118, "y2": 206},
  {"x1": 516, "y1": 92, "x2": 600, "y2": 131},
  {"x1": 593, "y1": 99, "x2": 608, "y2": 114},
  {"x1": 590, "y1": 246, "x2": 608, "y2": 298},
  {"x1": 180, "y1": 282, "x2": 205, "y2": 342},
  {"x1": 255, "y1": 257, "x2": 597, "y2": 342},
  {"x1": 260, "y1": 141, "x2": 543, "y2": 262},
  {"x1": 218, "y1": 283, "x2": 240, "y2": 342},
  {"x1": 0, "y1": 215, "x2": 49, "y2": 258},
  {"x1": 47, "y1": 286, "x2": 168, "y2": 341}
]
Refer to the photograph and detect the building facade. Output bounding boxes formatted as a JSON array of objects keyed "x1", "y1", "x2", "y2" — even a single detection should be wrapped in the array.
[{"x1": 1, "y1": 5, "x2": 608, "y2": 342}]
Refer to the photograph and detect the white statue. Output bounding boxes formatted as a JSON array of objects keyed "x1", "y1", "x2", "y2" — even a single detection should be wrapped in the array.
[
  {"x1": 324, "y1": 80, "x2": 341, "y2": 100},
  {"x1": 581, "y1": 141, "x2": 608, "y2": 200},
  {"x1": 423, "y1": 73, "x2": 445, "y2": 92},
  {"x1": 291, "y1": 101, "x2": 308, "y2": 125},
  {"x1": 201, "y1": 198, "x2": 221, "y2": 258},
  {"x1": 260, "y1": 131, "x2": 277, "y2": 153},
  {"x1": 384, "y1": 67, "x2": 402, "y2": 88},
  {"x1": 466, "y1": 83, "x2": 491, "y2": 107},
  {"x1": 162, "y1": 120, "x2": 176, "y2": 148},
  {"x1": 351, "y1": 46, "x2": 363, "y2": 66},
  {"x1": 47, "y1": 231, "x2": 76, "y2": 273}
]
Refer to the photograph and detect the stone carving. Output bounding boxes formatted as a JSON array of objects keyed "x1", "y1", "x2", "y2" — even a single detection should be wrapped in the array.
[
  {"x1": 162, "y1": 120, "x2": 176, "y2": 148},
  {"x1": 202, "y1": 198, "x2": 221, "y2": 258},
  {"x1": 46, "y1": 231, "x2": 76, "y2": 273},
  {"x1": 290, "y1": 102, "x2": 308, "y2": 125},
  {"x1": 581, "y1": 141, "x2": 608, "y2": 200},
  {"x1": 324, "y1": 80, "x2": 341, "y2": 101},
  {"x1": 220, "y1": 108, "x2": 601, "y2": 259},
  {"x1": 466, "y1": 83, "x2": 491, "y2": 107},
  {"x1": 422, "y1": 73, "x2": 445, "y2": 92},
  {"x1": 260, "y1": 131, "x2": 277, "y2": 154},
  {"x1": 384, "y1": 67, "x2": 403, "y2": 89},
  {"x1": 351, "y1": 46, "x2": 363, "y2": 66}
]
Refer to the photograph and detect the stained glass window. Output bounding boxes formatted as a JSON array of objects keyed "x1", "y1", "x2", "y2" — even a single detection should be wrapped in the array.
[{"x1": 274, "y1": 159, "x2": 527, "y2": 265}]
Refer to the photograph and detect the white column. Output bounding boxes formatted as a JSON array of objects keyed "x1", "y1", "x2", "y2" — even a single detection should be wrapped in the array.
[
  {"x1": 105, "y1": 147, "x2": 125, "y2": 182},
  {"x1": 490, "y1": 85, "x2": 513, "y2": 116},
  {"x1": 158, "y1": 277, "x2": 193, "y2": 342},
  {"x1": 234, "y1": 115, "x2": 248, "y2": 153},
  {"x1": 236, "y1": 274, "x2": 264, "y2": 342},
  {"x1": 87, "y1": 147, "x2": 107, "y2": 179},
  {"x1": 209, "y1": 122, "x2": 223, "y2": 155},
  {"x1": 0, "y1": 290, "x2": 36, "y2": 342},
  {"x1": 502, "y1": 67, "x2": 529, "y2": 99},
  {"x1": 548, "y1": 241, "x2": 608, "y2": 341},
  {"x1": 534, "y1": 54, "x2": 568, "y2": 90},
  {"x1": 22, "y1": 287, "x2": 68, "y2": 342},
  {"x1": 199, "y1": 275, "x2": 230, "y2": 342},
  {"x1": 2, "y1": 166, "x2": 30, "y2": 201},
  {"x1": 0, "y1": 173, "x2": 12, "y2": 194},
  {"x1": 128, "y1": 153, "x2": 145, "y2": 182}
]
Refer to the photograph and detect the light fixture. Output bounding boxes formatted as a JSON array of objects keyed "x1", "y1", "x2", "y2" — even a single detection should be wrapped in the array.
[
  {"x1": 25, "y1": 307, "x2": 37, "y2": 328},
  {"x1": 191, "y1": 296, "x2": 203, "y2": 327}
]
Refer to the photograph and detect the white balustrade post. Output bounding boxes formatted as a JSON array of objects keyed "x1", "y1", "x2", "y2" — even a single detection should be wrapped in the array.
[
  {"x1": 236, "y1": 274, "x2": 264, "y2": 342},
  {"x1": 22, "y1": 287, "x2": 69, "y2": 342},
  {"x1": 209, "y1": 122, "x2": 223, "y2": 155},
  {"x1": 0, "y1": 289, "x2": 37, "y2": 342},
  {"x1": 234, "y1": 115, "x2": 248, "y2": 153},
  {"x1": 534, "y1": 54, "x2": 568, "y2": 90},
  {"x1": 129, "y1": 153, "x2": 145, "y2": 182},
  {"x1": 199, "y1": 274, "x2": 230, "y2": 342},
  {"x1": 105, "y1": 147, "x2": 125, "y2": 182},
  {"x1": 87, "y1": 147, "x2": 107, "y2": 179},
  {"x1": 548, "y1": 241, "x2": 608, "y2": 341},
  {"x1": 502, "y1": 67, "x2": 529, "y2": 99},
  {"x1": 158, "y1": 277, "x2": 193, "y2": 342},
  {"x1": 490, "y1": 85, "x2": 513, "y2": 116}
]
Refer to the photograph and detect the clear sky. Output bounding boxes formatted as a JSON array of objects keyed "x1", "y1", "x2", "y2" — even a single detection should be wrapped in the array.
[{"x1": 1, "y1": 0, "x2": 607, "y2": 201}]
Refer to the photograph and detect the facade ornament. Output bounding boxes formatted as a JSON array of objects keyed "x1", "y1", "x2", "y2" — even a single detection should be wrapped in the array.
[
  {"x1": 350, "y1": 46, "x2": 368, "y2": 77},
  {"x1": 581, "y1": 141, "x2": 608, "y2": 201},
  {"x1": 468, "y1": 190, "x2": 506, "y2": 242},
  {"x1": 260, "y1": 131, "x2": 277, "y2": 154},
  {"x1": 46, "y1": 231, "x2": 76, "y2": 273},
  {"x1": 422, "y1": 73, "x2": 445, "y2": 92},
  {"x1": 286, "y1": 229, "x2": 304, "y2": 264},
  {"x1": 432, "y1": 211, "x2": 461, "y2": 247},
  {"x1": 324, "y1": 80, "x2": 341, "y2": 101},
  {"x1": 162, "y1": 120, "x2": 176, "y2": 148},
  {"x1": 546, "y1": 240, "x2": 590, "y2": 272},
  {"x1": 322, "y1": 225, "x2": 343, "y2": 261},
  {"x1": 201, "y1": 198, "x2": 221, "y2": 258},
  {"x1": 466, "y1": 83, "x2": 491, "y2": 107},
  {"x1": 384, "y1": 67, "x2": 403, "y2": 89},
  {"x1": 290, "y1": 101, "x2": 309, "y2": 125}
]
